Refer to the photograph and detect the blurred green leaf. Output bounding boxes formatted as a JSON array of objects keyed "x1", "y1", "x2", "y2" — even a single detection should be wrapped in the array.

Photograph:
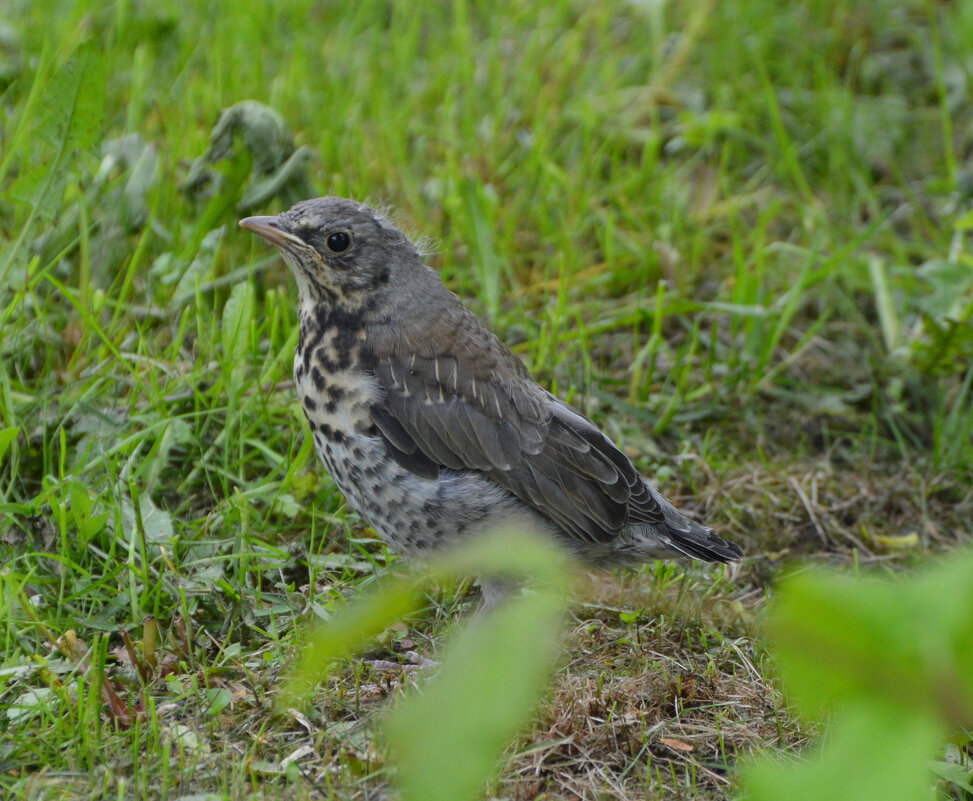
[
  {"x1": 916, "y1": 259, "x2": 973, "y2": 322},
  {"x1": 121, "y1": 492, "x2": 174, "y2": 545},
  {"x1": 204, "y1": 688, "x2": 232, "y2": 716},
  {"x1": 953, "y1": 208, "x2": 973, "y2": 231},
  {"x1": 431, "y1": 526, "x2": 573, "y2": 583},
  {"x1": 280, "y1": 574, "x2": 425, "y2": 705},
  {"x1": 929, "y1": 759, "x2": 973, "y2": 795},
  {"x1": 765, "y1": 553, "x2": 973, "y2": 721},
  {"x1": 9, "y1": 40, "x2": 105, "y2": 221},
  {"x1": 869, "y1": 257, "x2": 899, "y2": 353},
  {"x1": 183, "y1": 100, "x2": 312, "y2": 212},
  {"x1": 169, "y1": 225, "x2": 226, "y2": 302},
  {"x1": 68, "y1": 479, "x2": 109, "y2": 545},
  {"x1": 280, "y1": 528, "x2": 571, "y2": 801},
  {"x1": 385, "y1": 589, "x2": 563, "y2": 801},
  {"x1": 677, "y1": 108, "x2": 742, "y2": 148},
  {"x1": 0, "y1": 426, "x2": 20, "y2": 463},
  {"x1": 221, "y1": 280, "x2": 256, "y2": 392},
  {"x1": 745, "y1": 702, "x2": 942, "y2": 801},
  {"x1": 765, "y1": 570, "x2": 928, "y2": 717},
  {"x1": 750, "y1": 550, "x2": 973, "y2": 801}
]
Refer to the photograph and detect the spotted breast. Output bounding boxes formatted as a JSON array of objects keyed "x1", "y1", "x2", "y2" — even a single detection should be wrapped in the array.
[{"x1": 294, "y1": 302, "x2": 547, "y2": 556}]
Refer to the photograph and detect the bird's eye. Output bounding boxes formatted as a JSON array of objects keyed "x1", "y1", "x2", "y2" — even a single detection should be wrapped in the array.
[{"x1": 326, "y1": 231, "x2": 351, "y2": 253}]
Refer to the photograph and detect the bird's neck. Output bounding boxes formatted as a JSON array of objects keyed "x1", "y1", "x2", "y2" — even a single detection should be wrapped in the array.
[{"x1": 299, "y1": 301, "x2": 367, "y2": 336}]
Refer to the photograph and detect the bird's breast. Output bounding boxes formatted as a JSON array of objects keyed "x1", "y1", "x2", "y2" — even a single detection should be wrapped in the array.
[{"x1": 294, "y1": 320, "x2": 380, "y2": 437}]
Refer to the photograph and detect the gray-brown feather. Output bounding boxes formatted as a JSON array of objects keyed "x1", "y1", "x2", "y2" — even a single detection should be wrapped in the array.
[{"x1": 367, "y1": 301, "x2": 667, "y2": 546}]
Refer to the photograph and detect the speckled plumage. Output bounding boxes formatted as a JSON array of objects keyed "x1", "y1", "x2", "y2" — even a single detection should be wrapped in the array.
[
  {"x1": 293, "y1": 302, "x2": 541, "y2": 554},
  {"x1": 240, "y1": 197, "x2": 743, "y2": 569}
]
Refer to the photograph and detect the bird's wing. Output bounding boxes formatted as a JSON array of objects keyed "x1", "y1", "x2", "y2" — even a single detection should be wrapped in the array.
[{"x1": 367, "y1": 310, "x2": 665, "y2": 544}]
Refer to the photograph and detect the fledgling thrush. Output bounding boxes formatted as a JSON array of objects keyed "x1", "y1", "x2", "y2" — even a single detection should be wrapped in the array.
[{"x1": 240, "y1": 198, "x2": 742, "y2": 593}]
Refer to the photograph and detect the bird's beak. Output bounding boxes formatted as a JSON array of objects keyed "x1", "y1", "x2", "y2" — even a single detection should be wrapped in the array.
[{"x1": 239, "y1": 215, "x2": 304, "y2": 248}]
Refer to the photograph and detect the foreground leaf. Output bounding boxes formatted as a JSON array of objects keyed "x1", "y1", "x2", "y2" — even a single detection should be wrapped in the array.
[
  {"x1": 764, "y1": 552, "x2": 973, "y2": 722},
  {"x1": 745, "y1": 702, "x2": 942, "y2": 801},
  {"x1": 385, "y1": 589, "x2": 564, "y2": 801},
  {"x1": 280, "y1": 574, "x2": 425, "y2": 704}
]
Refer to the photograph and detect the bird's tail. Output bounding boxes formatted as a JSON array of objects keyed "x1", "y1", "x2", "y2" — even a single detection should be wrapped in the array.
[
  {"x1": 654, "y1": 487, "x2": 743, "y2": 563},
  {"x1": 662, "y1": 518, "x2": 743, "y2": 563}
]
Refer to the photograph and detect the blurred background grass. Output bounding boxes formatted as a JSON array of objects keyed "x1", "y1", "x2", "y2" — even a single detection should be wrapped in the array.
[{"x1": 1, "y1": 0, "x2": 972, "y2": 798}]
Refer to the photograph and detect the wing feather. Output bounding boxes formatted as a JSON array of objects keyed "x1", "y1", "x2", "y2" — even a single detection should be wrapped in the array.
[{"x1": 365, "y1": 303, "x2": 667, "y2": 545}]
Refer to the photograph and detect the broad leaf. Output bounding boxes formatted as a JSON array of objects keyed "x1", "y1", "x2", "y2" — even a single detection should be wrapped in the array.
[
  {"x1": 765, "y1": 552, "x2": 973, "y2": 721},
  {"x1": 745, "y1": 702, "x2": 942, "y2": 801},
  {"x1": 9, "y1": 41, "x2": 105, "y2": 221},
  {"x1": 385, "y1": 589, "x2": 563, "y2": 801}
]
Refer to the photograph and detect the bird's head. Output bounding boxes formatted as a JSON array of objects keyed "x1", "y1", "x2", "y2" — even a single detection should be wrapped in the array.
[{"x1": 240, "y1": 197, "x2": 424, "y2": 311}]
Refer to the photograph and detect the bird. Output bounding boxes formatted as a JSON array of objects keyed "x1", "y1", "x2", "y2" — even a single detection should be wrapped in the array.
[{"x1": 240, "y1": 197, "x2": 742, "y2": 602}]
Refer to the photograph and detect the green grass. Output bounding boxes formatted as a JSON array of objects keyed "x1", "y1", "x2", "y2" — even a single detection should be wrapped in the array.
[{"x1": 2, "y1": 0, "x2": 973, "y2": 798}]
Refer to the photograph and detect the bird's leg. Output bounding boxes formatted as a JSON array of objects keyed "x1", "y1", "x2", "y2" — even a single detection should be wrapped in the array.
[{"x1": 476, "y1": 576, "x2": 520, "y2": 615}]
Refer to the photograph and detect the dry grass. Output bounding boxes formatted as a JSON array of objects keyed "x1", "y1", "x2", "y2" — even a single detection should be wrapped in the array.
[{"x1": 701, "y1": 455, "x2": 973, "y2": 565}]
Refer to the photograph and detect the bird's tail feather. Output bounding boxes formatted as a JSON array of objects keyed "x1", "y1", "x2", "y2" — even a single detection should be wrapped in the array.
[{"x1": 664, "y1": 520, "x2": 743, "y2": 564}]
